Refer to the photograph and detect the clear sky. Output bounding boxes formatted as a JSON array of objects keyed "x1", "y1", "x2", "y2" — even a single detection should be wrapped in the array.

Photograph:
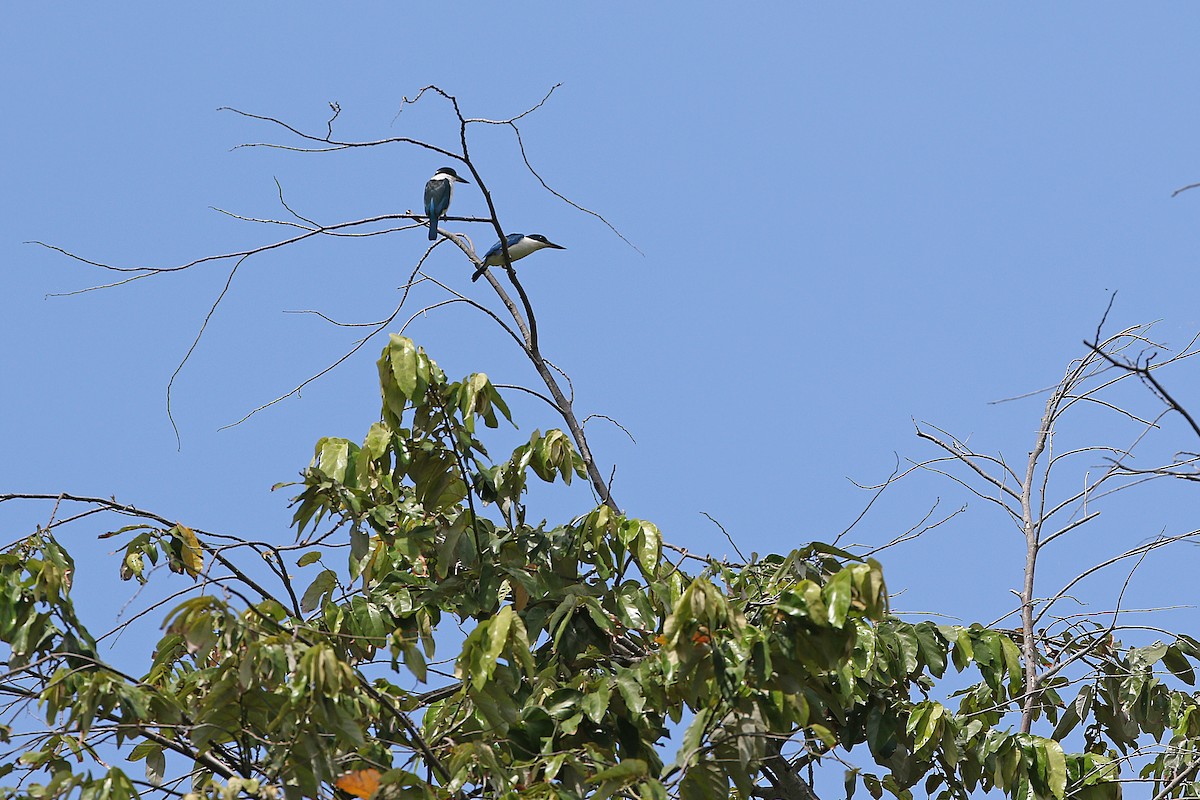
[{"x1": 5, "y1": 3, "x2": 1200, "y2": 791}]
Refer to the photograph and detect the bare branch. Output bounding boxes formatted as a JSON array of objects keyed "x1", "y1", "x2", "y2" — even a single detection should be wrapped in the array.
[
  {"x1": 582, "y1": 413, "x2": 637, "y2": 444},
  {"x1": 463, "y1": 84, "x2": 563, "y2": 125},
  {"x1": 1037, "y1": 510, "x2": 1101, "y2": 549},
  {"x1": 835, "y1": 456, "x2": 900, "y2": 547},
  {"x1": 856, "y1": 500, "x2": 967, "y2": 559},
  {"x1": 909, "y1": 460, "x2": 1021, "y2": 521},
  {"x1": 507, "y1": 123, "x2": 643, "y2": 256},
  {"x1": 166, "y1": 255, "x2": 246, "y2": 447},
  {"x1": 1035, "y1": 529, "x2": 1200, "y2": 628},
  {"x1": 1084, "y1": 340, "x2": 1200, "y2": 441},
  {"x1": 1171, "y1": 181, "x2": 1200, "y2": 198},
  {"x1": 494, "y1": 383, "x2": 560, "y2": 412},
  {"x1": 914, "y1": 424, "x2": 1023, "y2": 501},
  {"x1": 219, "y1": 103, "x2": 461, "y2": 159},
  {"x1": 700, "y1": 512, "x2": 748, "y2": 563}
]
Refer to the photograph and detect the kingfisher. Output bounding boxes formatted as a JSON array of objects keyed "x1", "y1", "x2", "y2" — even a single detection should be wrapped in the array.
[
  {"x1": 471, "y1": 233, "x2": 566, "y2": 282},
  {"x1": 424, "y1": 166, "x2": 469, "y2": 241}
]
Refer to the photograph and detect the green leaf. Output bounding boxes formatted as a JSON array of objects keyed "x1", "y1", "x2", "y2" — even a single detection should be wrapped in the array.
[
  {"x1": 300, "y1": 569, "x2": 337, "y2": 613},
  {"x1": 952, "y1": 627, "x2": 973, "y2": 671},
  {"x1": 1043, "y1": 739, "x2": 1066, "y2": 799},
  {"x1": 823, "y1": 568, "x2": 853, "y2": 627},
  {"x1": 616, "y1": 669, "x2": 646, "y2": 716},
  {"x1": 1129, "y1": 641, "x2": 1168, "y2": 671},
  {"x1": 127, "y1": 742, "x2": 157, "y2": 761},
  {"x1": 809, "y1": 723, "x2": 837, "y2": 749},
  {"x1": 679, "y1": 760, "x2": 726, "y2": 800},
  {"x1": 777, "y1": 581, "x2": 823, "y2": 623},
  {"x1": 1163, "y1": 644, "x2": 1196, "y2": 685},
  {"x1": 315, "y1": 437, "x2": 352, "y2": 482},
  {"x1": 486, "y1": 606, "x2": 513, "y2": 663},
  {"x1": 403, "y1": 643, "x2": 427, "y2": 683},
  {"x1": 362, "y1": 421, "x2": 390, "y2": 460},
  {"x1": 590, "y1": 759, "x2": 649, "y2": 783},
  {"x1": 543, "y1": 688, "x2": 583, "y2": 722},
  {"x1": 905, "y1": 703, "x2": 928, "y2": 738},
  {"x1": 1050, "y1": 693, "x2": 1082, "y2": 740},
  {"x1": 914, "y1": 703, "x2": 944, "y2": 751},
  {"x1": 296, "y1": 551, "x2": 321, "y2": 567},
  {"x1": 616, "y1": 582, "x2": 655, "y2": 630},
  {"x1": 1074, "y1": 683, "x2": 1094, "y2": 719},
  {"x1": 911, "y1": 622, "x2": 946, "y2": 677},
  {"x1": 635, "y1": 521, "x2": 662, "y2": 577},
  {"x1": 120, "y1": 549, "x2": 145, "y2": 583},
  {"x1": 145, "y1": 746, "x2": 165, "y2": 786},
  {"x1": 466, "y1": 606, "x2": 514, "y2": 691},
  {"x1": 894, "y1": 623, "x2": 919, "y2": 675},
  {"x1": 639, "y1": 780, "x2": 668, "y2": 800},
  {"x1": 1000, "y1": 633, "x2": 1023, "y2": 693},
  {"x1": 582, "y1": 678, "x2": 612, "y2": 723},
  {"x1": 349, "y1": 530, "x2": 370, "y2": 577},
  {"x1": 387, "y1": 335, "x2": 421, "y2": 399}
]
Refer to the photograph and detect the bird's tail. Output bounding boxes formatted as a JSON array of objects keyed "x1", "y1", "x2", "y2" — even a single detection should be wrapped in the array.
[
  {"x1": 427, "y1": 217, "x2": 438, "y2": 241},
  {"x1": 471, "y1": 265, "x2": 486, "y2": 282}
]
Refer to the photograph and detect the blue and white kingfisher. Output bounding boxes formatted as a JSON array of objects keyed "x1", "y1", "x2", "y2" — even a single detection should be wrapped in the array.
[
  {"x1": 424, "y1": 166, "x2": 469, "y2": 241},
  {"x1": 472, "y1": 233, "x2": 566, "y2": 282}
]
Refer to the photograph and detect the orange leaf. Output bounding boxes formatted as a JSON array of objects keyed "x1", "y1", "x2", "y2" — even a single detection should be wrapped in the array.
[
  {"x1": 336, "y1": 769, "x2": 381, "y2": 799},
  {"x1": 514, "y1": 582, "x2": 530, "y2": 612}
]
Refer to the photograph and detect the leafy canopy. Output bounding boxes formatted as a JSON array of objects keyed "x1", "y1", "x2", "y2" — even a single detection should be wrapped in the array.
[{"x1": 5, "y1": 335, "x2": 1200, "y2": 800}]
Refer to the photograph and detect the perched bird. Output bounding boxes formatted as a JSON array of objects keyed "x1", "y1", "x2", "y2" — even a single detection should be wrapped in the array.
[
  {"x1": 471, "y1": 233, "x2": 566, "y2": 282},
  {"x1": 424, "y1": 166, "x2": 469, "y2": 241}
]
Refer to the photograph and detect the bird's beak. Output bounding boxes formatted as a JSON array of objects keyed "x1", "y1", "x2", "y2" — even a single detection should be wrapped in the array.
[
  {"x1": 548, "y1": 242, "x2": 565, "y2": 250},
  {"x1": 456, "y1": 175, "x2": 470, "y2": 184}
]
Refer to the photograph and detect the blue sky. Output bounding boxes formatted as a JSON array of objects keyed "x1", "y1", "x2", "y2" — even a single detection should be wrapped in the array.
[{"x1": 6, "y1": 3, "x2": 1200, "y2": 790}]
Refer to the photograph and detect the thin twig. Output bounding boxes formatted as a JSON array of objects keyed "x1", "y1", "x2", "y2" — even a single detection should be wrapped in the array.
[
  {"x1": 581, "y1": 414, "x2": 637, "y2": 444},
  {"x1": 700, "y1": 512, "x2": 748, "y2": 563}
]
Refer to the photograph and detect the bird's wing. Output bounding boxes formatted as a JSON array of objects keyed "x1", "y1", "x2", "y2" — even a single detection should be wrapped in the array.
[
  {"x1": 483, "y1": 233, "x2": 524, "y2": 263},
  {"x1": 424, "y1": 179, "x2": 452, "y2": 217}
]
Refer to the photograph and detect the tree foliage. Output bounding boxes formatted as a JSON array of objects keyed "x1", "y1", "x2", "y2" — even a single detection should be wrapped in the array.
[{"x1": 6, "y1": 331, "x2": 1200, "y2": 800}]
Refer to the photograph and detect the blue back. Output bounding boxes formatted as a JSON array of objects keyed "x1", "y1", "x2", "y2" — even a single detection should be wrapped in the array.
[
  {"x1": 483, "y1": 233, "x2": 526, "y2": 264},
  {"x1": 424, "y1": 179, "x2": 453, "y2": 217}
]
